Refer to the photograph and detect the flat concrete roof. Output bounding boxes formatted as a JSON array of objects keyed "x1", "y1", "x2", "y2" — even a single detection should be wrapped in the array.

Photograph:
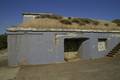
[{"x1": 22, "y1": 12, "x2": 55, "y2": 15}]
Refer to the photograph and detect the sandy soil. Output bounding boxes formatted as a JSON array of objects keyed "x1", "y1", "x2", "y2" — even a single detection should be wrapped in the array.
[
  {"x1": 16, "y1": 54, "x2": 120, "y2": 80},
  {"x1": 0, "y1": 49, "x2": 19, "y2": 80},
  {"x1": 1, "y1": 49, "x2": 120, "y2": 80}
]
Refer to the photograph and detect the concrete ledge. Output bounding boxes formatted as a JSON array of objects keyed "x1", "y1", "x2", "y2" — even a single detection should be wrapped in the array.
[{"x1": 7, "y1": 27, "x2": 120, "y2": 33}]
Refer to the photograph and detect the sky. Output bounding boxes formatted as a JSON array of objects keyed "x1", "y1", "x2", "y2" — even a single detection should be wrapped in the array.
[{"x1": 0, "y1": 0, "x2": 120, "y2": 34}]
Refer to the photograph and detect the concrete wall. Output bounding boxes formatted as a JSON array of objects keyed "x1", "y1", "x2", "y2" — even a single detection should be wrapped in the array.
[
  {"x1": 23, "y1": 15, "x2": 36, "y2": 22},
  {"x1": 7, "y1": 32, "x2": 120, "y2": 66}
]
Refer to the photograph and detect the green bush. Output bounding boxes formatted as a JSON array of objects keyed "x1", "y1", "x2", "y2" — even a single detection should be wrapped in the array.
[
  {"x1": 80, "y1": 18, "x2": 91, "y2": 24},
  {"x1": 112, "y1": 19, "x2": 120, "y2": 26},
  {"x1": 117, "y1": 23, "x2": 120, "y2": 26},
  {"x1": 0, "y1": 34, "x2": 7, "y2": 50},
  {"x1": 92, "y1": 21, "x2": 99, "y2": 25},
  {"x1": 48, "y1": 15, "x2": 63, "y2": 20},
  {"x1": 112, "y1": 19, "x2": 120, "y2": 23},
  {"x1": 78, "y1": 22, "x2": 86, "y2": 25},
  {"x1": 60, "y1": 19, "x2": 72, "y2": 25},
  {"x1": 68, "y1": 17, "x2": 72, "y2": 20},
  {"x1": 80, "y1": 18, "x2": 99, "y2": 25},
  {"x1": 35, "y1": 14, "x2": 63, "y2": 20},
  {"x1": 71, "y1": 18, "x2": 99, "y2": 25},
  {"x1": 104, "y1": 23, "x2": 109, "y2": 26},
  {"x1": 71, "y1": 18, "x2": 86, "y2": 26},
  {"x1": 71, "y1": 18, "x2": 81, "y2": 24}
]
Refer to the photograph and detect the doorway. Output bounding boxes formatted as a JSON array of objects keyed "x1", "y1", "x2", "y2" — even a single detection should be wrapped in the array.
[{"x1": 64, "y1": 38, "x2": 88, "y2": 62}]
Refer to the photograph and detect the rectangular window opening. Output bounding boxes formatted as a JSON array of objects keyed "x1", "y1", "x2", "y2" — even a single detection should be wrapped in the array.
[{"x1": 98, "y1": 38, "x2": 107, "y2": 51}]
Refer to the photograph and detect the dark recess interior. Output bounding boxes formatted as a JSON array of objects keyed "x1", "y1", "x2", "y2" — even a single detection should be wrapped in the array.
[{"x1": 64, "y1": 38, "x2": 88, "y2": 52}]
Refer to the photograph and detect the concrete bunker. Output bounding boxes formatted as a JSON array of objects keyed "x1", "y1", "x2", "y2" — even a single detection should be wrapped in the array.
[
  {"x1": 7, "y1": 12, "x2": 120, "y2": 66},
  {"x1": 64, "y1": 38, "x2": 88, "y2": 61}
]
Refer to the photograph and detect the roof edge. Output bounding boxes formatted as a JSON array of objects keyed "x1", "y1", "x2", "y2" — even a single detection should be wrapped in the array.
[
  {"x1": 6, "y1": 27, "x2": 120, "y2": 33},
  {"x1": 22, "y1": 12, "x2": 55, "y2": 15}
]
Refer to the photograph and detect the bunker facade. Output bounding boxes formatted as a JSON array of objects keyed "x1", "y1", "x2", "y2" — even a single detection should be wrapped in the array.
[{"x1": 7, "y1": 13, "x2": 120, "y2": 66}]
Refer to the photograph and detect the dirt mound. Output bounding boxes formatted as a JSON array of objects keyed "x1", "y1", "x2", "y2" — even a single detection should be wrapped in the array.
[{"x1": 64, "y1": 52, "x2": 80, "y2": 62}]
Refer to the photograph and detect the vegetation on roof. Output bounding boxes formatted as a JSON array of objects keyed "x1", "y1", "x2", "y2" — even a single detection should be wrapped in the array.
[
  {"x1": 112, "y1": 19, "x2": 120, "y2": 26},
  {"x1": 60, "y1": 19, "x2": 72, "y2": 25},
  {"x1": 16, "y1": 14, "x2": 120, "y2": 31},
  {"x1": 34, "y1": 14, "x2": 100, "y2": 26},
  {"x1": 68, "y1": 18, "x2": 99, "y2": 25},
  {"x1": 104, "y1": 23, "x2": 109, "y2": 26},
  {"x1": 35, "y1": 14, "x2": 63, "y2": 20}
]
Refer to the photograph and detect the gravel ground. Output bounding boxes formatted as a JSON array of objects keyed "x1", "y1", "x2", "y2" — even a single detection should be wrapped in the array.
[
  {"x1": 16, "y1": 54, "x2": 120, "y2": 80},
  {"x1": 0, "y1": 49, "x2": 19, "y2": 80},
  {"x1": 0, "y1": 49, "x2": 120, "y2": 80}
]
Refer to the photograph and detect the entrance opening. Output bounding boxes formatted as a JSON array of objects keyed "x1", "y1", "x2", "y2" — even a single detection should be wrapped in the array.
[{"x1": 64, "y1": 38, "x2": 88, "y2": 62}]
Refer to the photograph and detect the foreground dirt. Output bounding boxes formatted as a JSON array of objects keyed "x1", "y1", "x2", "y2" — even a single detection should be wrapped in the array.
[
  {"x1": 0, "y1": 49, "x2": 19, "y2": 80},
  {"x1": 16, "y1": 54, "x2": 120, "y2": 80},
  {"x1": 0, "y1": 49, "x2": 120, "y2": 80}
]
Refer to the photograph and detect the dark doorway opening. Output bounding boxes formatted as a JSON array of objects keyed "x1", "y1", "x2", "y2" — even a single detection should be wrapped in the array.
[{"x1": 64, "y1": 38, "x2": 88, "y2": 62}]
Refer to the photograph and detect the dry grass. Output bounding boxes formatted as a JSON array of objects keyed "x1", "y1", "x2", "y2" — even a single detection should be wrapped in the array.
[
  {"x1": 17, "y1": 18, "x2": 120, "y2": 31},
  {"x1": 20, "y1": 18, "x2": 64, "y2": 28},
  {"x1": 64, "y1": 52, "x2": 80, "y2": 62}
]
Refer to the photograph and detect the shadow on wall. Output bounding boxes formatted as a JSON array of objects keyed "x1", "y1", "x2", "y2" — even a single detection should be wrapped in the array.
[{"x1": 64, "y1": 38, "x2": 88, "y2": 61}]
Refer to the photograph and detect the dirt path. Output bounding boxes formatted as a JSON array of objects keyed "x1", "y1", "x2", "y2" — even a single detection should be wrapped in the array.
[
  {"x1": 16, "y1": 55, "x2": 120, "y2": 80},
  {"x1": 0, "y1": 49, "x2": 19, "y2": 80},
  {"x1": 1, "y1": 49, "x2": 120, "y2": 80}
]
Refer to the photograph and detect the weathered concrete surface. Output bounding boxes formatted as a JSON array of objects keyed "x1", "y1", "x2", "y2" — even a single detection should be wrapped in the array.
[
  {"x1": 16, "y1": 54, "x2": 120, "y2": 80},
  {"x1": 7, "y1": 32, "x2": 120, "y2": 66}
]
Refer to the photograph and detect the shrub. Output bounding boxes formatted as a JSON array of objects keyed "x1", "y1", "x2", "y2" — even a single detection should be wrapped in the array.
[
  {"x1": 112, "y1": 19, "x2": 120, "y2": 26},
  {"x1": 104, "y1": 23, "x2": 109, "y2": 26},
  {"x1": 35, "y1": 15, "x2": 41, "y2": 19},
  {"x1": 68, "y1": 17, "x2": 72, "y2": 20},
  {"x1": 71, "y1": 18, "x2": 81, "y2": 24},
  {"x1": 78, "y1": 22, "x2": 86, "y2": 26},
  {"x1": 35, "y1": 14, "x2": 63, "y2": 20},
  {"x1": 112, "y1": 19, "x2": 120, "y2": 23},
  {"x1": 81, "y1": 18, "x2": 99, "y2": 25},
  {"x1": 60, "y1": 19, "x2": 72, "y2": 25},
  {"x1": 117, "y1": 23, "x2": 120, "y2": 26},
  {"x1": 80, "y1": 18, "x2": 91, "y2": 24},
  {"x1": 48, "y1": 15, "x2": 63, "y2": 20},
  {"x1": 0, "y1": 34, "x2": 7, "y2": 50},
  {"x1": 71, "y1": 18, "x2": 99, "y2": 25},
  {"x1": 92, "y1": 21, "x2": 99, "y2": 25},
  {"x1": 71, "y1": 18, "x2": 86, "y2": 25}
]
